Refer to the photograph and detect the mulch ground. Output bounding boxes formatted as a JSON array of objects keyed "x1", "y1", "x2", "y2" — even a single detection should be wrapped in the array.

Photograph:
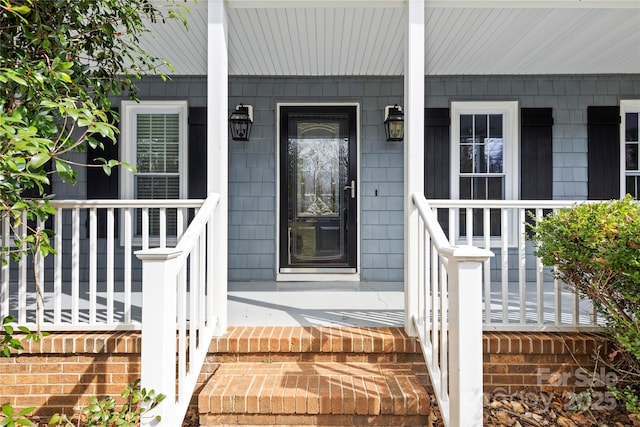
[
  {"x1": 19, "y1": 388, "x2": 638, "y2": 426},
  {"x1": 426, "y1": 389, "x2": 640, "y2": 427},
  {"x1": 177, "y1": 389, "x2": 639, "y2": 427}
]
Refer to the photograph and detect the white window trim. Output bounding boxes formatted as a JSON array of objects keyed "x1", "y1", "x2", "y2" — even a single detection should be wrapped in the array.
[
  {"x1": 120, "y1": 100, "x2": 189, "y2": 200},
  {"x1": 620, "y1": 100, "x2": 640, "y2": 198},
  {"x1": 120, "y1": 100, "x2": 189, "y2": 246},
  {"x1": 451, "y1": 101, "x2": 519, "y2": 246},
  {"x1": 451, "y1": 101, "x2": 519, "y2": 200}
]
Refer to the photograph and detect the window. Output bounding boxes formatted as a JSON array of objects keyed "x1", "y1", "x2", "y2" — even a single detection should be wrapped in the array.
[
  {"x1": 121, "y1": 100, "x2": 188, "y2": 236},
  {"x1": 451, "y1": 101, "x2": 518, "y2": 238},
  {"x1": 621, "y1": 100, "x2": 640, "y2": 198}
]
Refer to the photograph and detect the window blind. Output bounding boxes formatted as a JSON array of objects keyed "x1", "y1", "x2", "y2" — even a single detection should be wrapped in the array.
[{"x1": 135, "y1": 113, "x2": 181, "y2": 235}]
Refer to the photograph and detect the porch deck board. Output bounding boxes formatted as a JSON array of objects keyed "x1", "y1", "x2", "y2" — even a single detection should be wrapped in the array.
[{"x1": 7, "y1": 280, "x2": 600, "y2": 329}]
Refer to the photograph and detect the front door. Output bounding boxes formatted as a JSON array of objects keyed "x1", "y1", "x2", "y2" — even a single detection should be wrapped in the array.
[{"x1": 279, "y1": 106, "x2": 357, "y2": 273}]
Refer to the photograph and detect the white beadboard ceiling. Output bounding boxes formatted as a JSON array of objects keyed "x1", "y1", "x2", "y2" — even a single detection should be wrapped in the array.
[{"x1": 138, "y1": 0, "x2": 640, "y2": 76}]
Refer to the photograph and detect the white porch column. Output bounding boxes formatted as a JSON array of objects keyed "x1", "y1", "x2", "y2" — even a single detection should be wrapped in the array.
[
  {"x1": 208, "y1": 0, "x2": 228, "y2": 335},
  {"x1": 404, "y1": 0, "x2": 425, "y2": 336}
]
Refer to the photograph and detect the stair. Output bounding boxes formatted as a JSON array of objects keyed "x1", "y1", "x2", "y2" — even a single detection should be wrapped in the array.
[{"x1": 198, "y1": 326, "x2": 433, "y2": 426}]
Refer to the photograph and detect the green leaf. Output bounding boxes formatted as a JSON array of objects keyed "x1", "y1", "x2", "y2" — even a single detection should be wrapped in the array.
[
  {"x1": 28, "y1": 153, "x2": 51, "y2": 170},
  {"x1": 11, "y1": 5, "x2": 31, "y2": 15},
  {"x1": 120, "y1": 161, "x2": 137, "y2": 173},
  {"x1": 13, "y1": 157, "x2": 26, "y2": 171},
  {"x1": 5, "y1": 72, "x2": 27, "y2": 86},
  {"x1": 16, "y1": 408, "x2": 34, "y2": 418},
  {"x1": 54, "y1": 159, "x2": 75, "y2": 183},
  {"x1": 77, "y1": 118, "x2": 92, "y2": 128},
  {"x1": 57, "y1": 72, "x2": 72, "y2": 83},
  {"x1": 1, "y1": 404, "x2": 14, "y2": 418}
]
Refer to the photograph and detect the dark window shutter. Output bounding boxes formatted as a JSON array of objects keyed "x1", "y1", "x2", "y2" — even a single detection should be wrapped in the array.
[
  {"x1": 588, "y1": 106, "x2": 620, "y2": 200},
  {"x1": 188, "y1": 107, "x2": 207, "y2": 199},
  {"x1": 424, "y1": 108, "x2": 450, "y2": 198},
  {"x1": 87, "y1": 108, "x2": 119, "y2": 200},
  {"x1": 521, "y1": 108, "x2": 553, "y2": 200},
  {"x1": 424, "y1": 108, "x2": 450, "y2": 236},
  {"x1": 22, "y1": 160, "x2": 53, "y2": 230},
  {"x1": 87, "y1": 108, "x2": 119, "y2": 237}
]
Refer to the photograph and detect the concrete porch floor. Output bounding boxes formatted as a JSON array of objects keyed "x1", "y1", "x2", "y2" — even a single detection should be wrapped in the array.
[
  {"x1": 228, "y1": 281, "x2": 404, "y2": 328},
  {"x1": 18, "y1": 279, "x2": 598, "y2": 328}
]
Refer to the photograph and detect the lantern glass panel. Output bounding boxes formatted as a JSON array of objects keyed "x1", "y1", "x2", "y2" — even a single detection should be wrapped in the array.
[
  {"x1": 229, "y1": 108, "x2": 252, "y2": 140},
  {"x1": 388, "y1": 121, "x2": 403, "y2": 140},
  {"x1": 230, "y1": 121, "x2": 249, "y2": 140}
]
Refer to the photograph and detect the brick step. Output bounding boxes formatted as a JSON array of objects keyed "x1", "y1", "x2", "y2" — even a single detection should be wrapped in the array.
[
  {"x1": 199, "y1": 362, "x2": 431, "y2": 426},
  {"x1": 198, "y1": 327, "x2": 432, "y2": 426},
  {"x1": 207, "y1": 326, "x2": 420, "y2": 355}
]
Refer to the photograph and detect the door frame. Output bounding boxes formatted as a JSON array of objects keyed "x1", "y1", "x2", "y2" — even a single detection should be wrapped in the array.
[{"x1": 276, "y1": 102, "x2": 361, "y2": 282}]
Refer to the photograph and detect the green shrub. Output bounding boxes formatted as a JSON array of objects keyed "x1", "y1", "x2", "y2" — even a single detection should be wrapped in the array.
[
  {"x1": 49, "y1": 380, "x2": 165, "y2": 427},
  {"x1": 530, "y1": 195, "x2": 640, "y2": 413},
  {"x1": 0, "y1": 404, "x2": 34, "y2": 427}
]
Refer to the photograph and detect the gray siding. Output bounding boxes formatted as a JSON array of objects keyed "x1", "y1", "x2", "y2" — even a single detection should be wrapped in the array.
[
  {"x1": 53, "y1": 74, "x2": 640, "y2": 282},
  {"x1": 229, "y1": 76, "x2": 405, "y2": 281},
  {"x1": 426, "y1": 75, "x2": 640, "y2": 200},
  {"x1": 56, "y1": 76, "x2": 208, "y2": 200}
]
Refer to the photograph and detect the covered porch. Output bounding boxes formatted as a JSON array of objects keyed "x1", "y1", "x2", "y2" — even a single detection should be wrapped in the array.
[
  {"x1": 1, "y1": 195, "x2": 606, "y2": 425},
  {"x1": 3, "y1": 0, "x2": 638, "y2": 425},
  {"x1": 1, "y1": 196, "x2": 609, "y2": 427}
]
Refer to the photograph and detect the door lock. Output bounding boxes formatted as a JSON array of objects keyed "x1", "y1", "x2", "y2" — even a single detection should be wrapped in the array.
[{"x1": 344, "y1": 180, "x2": 356, "y2": 199}]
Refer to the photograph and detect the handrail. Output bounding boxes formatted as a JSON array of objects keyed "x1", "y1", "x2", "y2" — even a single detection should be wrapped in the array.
[
  {"x1": 410, "y1": 192, "x2": 492, "y2": 427},
  {"x1": 173, "y1": 193, "x2": 220, "y2": 265},
  {"x1": 411, "y1": 193, "x2": 451, "y2": 250},
  {"x1": 425, "y1": 199, "x2": 592, "y2": 208},
  {"x1": 47, "y1": 199, "x2": 205, "y2": 208},
  {"x1": 137, "y1": 193, "x2": 222, "y2": 427}
]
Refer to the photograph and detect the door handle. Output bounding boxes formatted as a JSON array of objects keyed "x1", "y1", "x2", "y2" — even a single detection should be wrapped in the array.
[
  {"x1": 287, "y1": 227, "x2": 292, "y2": 264},
  {"x1": 344, "y1": 180, "x2": 356, "y2": 199}
]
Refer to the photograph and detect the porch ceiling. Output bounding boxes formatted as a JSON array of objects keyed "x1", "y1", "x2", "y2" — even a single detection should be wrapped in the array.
[{"x1": 140, "y1": 0, "x2": 640, "y2": 76}]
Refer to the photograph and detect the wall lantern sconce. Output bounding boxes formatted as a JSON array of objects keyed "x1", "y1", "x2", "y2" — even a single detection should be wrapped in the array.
[
  {"x1": 229, "y1": 104, "x2": 253, "y2": 141},
  {"x1": 384, "y1": 104, "x2": 404, "y2": 141}
]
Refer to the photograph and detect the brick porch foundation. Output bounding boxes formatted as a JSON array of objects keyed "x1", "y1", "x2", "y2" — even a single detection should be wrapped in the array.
[
  {"x1": 484, "y1": 331, "x2": 610, "y2": 394},
  {"x1": 1, "y1": 328, "x2": 609, "y2": 419},
  {"x1": 0, "y1": 333, "x2": 143, "y2": 417}
]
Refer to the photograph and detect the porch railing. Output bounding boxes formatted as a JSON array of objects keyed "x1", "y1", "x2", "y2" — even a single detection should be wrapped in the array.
[
  {"x1": 136, "y1": 193, "x2": 223, "y2": 427},
  {"x1": 1, "y1": 196, "x2": 602, "y2": 332},
  {"x1": 411, "y1": 192, "x2": 492, "y2": 427},
  {"x1": 427, "y1": 199, "x2": 601, "y2": 331},
  {"x1": 1, "y1": 199, "x2": 204, "y2": 330}
]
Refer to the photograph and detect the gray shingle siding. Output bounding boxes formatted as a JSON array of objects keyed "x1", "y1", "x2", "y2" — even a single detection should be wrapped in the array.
[
  {"x1": 54, "y1": 74, "x2": 639, "y2": 282},
  {"x1": 229, "y1": 76, "x2": 405, "y2": 281},
  {"x1": 426, "y1": 74, "x2": 639, "y2": 201}
]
